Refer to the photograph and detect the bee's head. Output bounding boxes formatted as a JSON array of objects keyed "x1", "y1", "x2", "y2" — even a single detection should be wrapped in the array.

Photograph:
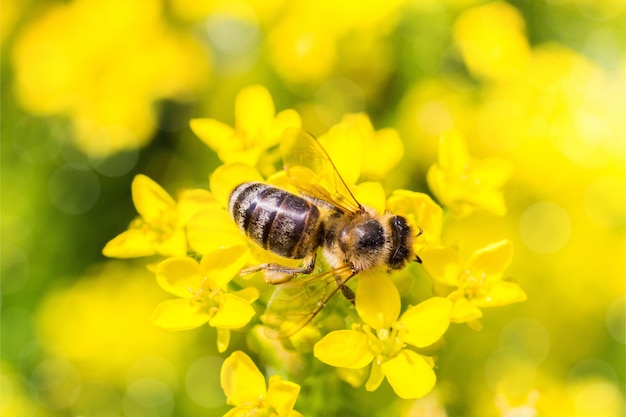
[{"x1": 387, "y1": 215, "x2": 414, "y2": 269}]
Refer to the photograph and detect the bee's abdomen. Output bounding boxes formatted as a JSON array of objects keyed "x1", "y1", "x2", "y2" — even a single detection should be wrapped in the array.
[{"x1": 229, "y1": 182, "x2": 322, "y2": 259}]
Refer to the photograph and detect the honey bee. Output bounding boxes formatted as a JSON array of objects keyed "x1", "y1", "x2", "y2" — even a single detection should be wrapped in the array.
[{"x1": 228, "y1": 128, "x2": 420, "y2": 337}]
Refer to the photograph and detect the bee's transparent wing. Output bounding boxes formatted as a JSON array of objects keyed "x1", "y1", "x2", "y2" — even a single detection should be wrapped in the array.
[
  {"x1": 262, "y1": 266, "x2": 353, "y2": 339},
  {"x1": 280, "y1": 128, "x2": 362, "y2": 214}
]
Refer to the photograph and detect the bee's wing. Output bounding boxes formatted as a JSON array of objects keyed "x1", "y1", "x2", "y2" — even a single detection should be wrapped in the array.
[
  {"x1": 281, "y1": 128, "x2": 362, "y2": 214},
  {"x1": 262, "y1": 266, "x2": 354, "y2": 339}
]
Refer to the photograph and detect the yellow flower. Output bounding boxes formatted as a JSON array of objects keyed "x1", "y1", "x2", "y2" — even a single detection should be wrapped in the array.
[
  {"x1": 420, "y1": 240, "x2": 526, "y2": 323},
  {"x1": 221, "y1": 351, "x2": 303, "y2": 417},
  {"x1": 102, "y1": 175, "x2": 216, "y2": 258},
  {"x1": 427, "y1": 130, "x2": 512, "y2": 217},
  {"x1": 11, "y1": 0, "x2": 209, "y2": 157},
  {"x1": 318, "y1": 113, "x2": 404, "y2": 182},
  {"x1": 314, "y1": 270, "x2": 452, "y2": 399},
  {"x1": 190, "y1": 85, "x2": 301, "y2": 166},
  {"x1": 151, "y1": 246, "x2": 257, "y2": 352}
]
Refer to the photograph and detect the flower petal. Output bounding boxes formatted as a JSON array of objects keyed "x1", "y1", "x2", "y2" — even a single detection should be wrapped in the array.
[
  {"x1": 386, "y1": 190, "x2": 443, "y2": 248},
  {"x1": 318, "y1": 122, "x2": 364, "y2": 185},
  {"x1": 420, "y1": 246, "x2": 462, "y2": 287},
  {"x1": 438, "y1": 130, "x2": 470, "y2": 174},
  {"x1": 314, "y1": 330, "x2": 374, "y2": 369},
  {"x1": 132, "y1": 174, "x2": 176, "y2": 224},
  {"x1": 151, "y1": 299, "x2": 210, "y2": 330},
  {"x1": 270, "y1": 109, "x2": 302, "y2": 146},
  {"x1": 356, "y1": 271, "x2": 400, "y2": 330},
  {"x1": 177, "y1": 188, "x2": 219, "y2": 226},
  {"x1": 200, "y1": 246, "x2": 251, "y2": 288},
  {"x1": 210, "y1": 163, "x2": 264, "y2": 209},
  {"x1": 231, "y1": 287, "x2": 260, "y2": 304},
  {"x1": 365, "y1": 360, "x2": 384, "y2": 392},
  {"x1": 187, "y1": 207, "x2": 248, "y2": 254},
  {"x1": 400, "y1": 297, "x2": 452, "y2": 348},
  {"x1": 235, "y1": 85, "x2": 275, "y2": 135},
  {"x1": 190, "y1": 118, "x2": 235, "y2": 153},
  {"x1": 221, "y1": 351, "x2": 266, "y2": 406},
  {"x1": 353, "y1": 182, "x2": 387, "y2": 214},
  {"x1": 473, "y1": 281, "x2": 527, "y2": 307},
  {"x1": 365, "y1": 127, "x2": 404, "y2": 177},
  {"x1": 467, "y1": 240, "x2": 513, "y2": 279},
  {"x1": 266, "y1": 375, "x2": 300, "y2": 417},
  {"x1": 154, "y1": 227, "x2": 188, "y2": 257},
  {"x1": 210, "y1": 293, "x2": 256, "y2": 329},
  {"x1": 449, "y1": 291, "x2": 483, "y2": 323},
  {"x1": 217, "y1": 328, "x2": 231, "y2": 353},
  {"x1": 382, "y1": 350, "x2": 436, "y2": 399},
  {"x1": 473, "y1": 157, "x2": 513, "y2": 187},
  {"x1": 102, "y1": 228, "x2": 157, "y2": 258},
  {"x1": 155, "y1": 257, "x2": 203, "y2": 298}
]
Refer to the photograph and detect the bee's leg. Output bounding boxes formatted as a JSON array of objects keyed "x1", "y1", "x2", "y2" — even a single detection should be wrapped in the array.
[
  {"x1": 240, "y1": 254, "x2": 317, "y2": 284},
  {"x1": 335, "y1": 271, "x2": 356, "y2": 304}
]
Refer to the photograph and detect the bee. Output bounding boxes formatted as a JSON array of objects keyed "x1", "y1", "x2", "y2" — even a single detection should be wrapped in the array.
[{"x1": 228, "y1": 128, "x2": 420, "y2": 337}]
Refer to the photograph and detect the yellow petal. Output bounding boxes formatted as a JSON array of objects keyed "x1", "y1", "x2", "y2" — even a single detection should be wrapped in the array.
[
  {"x1": 132, "y1": 174, "x2": 176, "y2": 224},
  {"x1": 340, "y1": 113, "x2": 374, "y2": 132},
  {"x1": 420, "y1": 246, "x2": 462, "y2": 287},
  {"x1": 467, "y1": 240, "x2": 513, "y2": 278},
  {"x1": 363, "y1": 127, "x2": 404, "y2": 178},
  {"x1": 190, "y1": 118, "x2": 236, "y2": 153},
  {"x1": 155, "y1": 257, "x2": 203, "y2": 298},
  {"x1": 102, "y1": 228, "x2": 156, "y2": 258},
  {"x1": 270, "y1": 109, "x2": 302, "y2": 146},
  {"x1": 154, "y1": 227, "x2": 188, "y2": 257},
  {"x1": 472, "y1": 157, "x2": 513, "y2": 187},
  {"x1": 232, "y1": 287, "x2": 260, "y2": 304},
  {"x1": 318, "y1": 122, "x2": 364, "y2": 185},
  {"x1": 466, "y1": 187, "x2": 508, "y2": 216},
  {"x1": 187, "y1": 206, "x2": 248, "y2": 255},
  {"x1": 356, "y1": 271, "x2": 400, "y2": 330},
  {"x1": 400, "y1": 297, "x2": 452, "y2": 348},
  {"x1": 235, "y1": 85, "x2": 275, "y2": 135},
  {"x1": 210, "y1": 293, "x2": 256, "y2": 329},
  {"x1": 151, "y1": 299, "x2": 210, "y2": 330},
  {"x1": 217, "y1": 328, "x2": 231, "y2": 353},
  {"x1": 210, "y1": 163, "x2": 264, "y2": 208},
  {"x1": 449, "y1": 292, "x2": 484, "y2": 323},
  {"x1": 177, "y1": 188, "x2": 220, "y2": 226},
  {"x1": 353, "y1": 182, "x2": 387, "y2": 214},
  {"x1": 218, "y1": 146, "x2": 265, "y2": 166},
  {"x1": 438, "y1": 130, "x2": 470, "y2": 175},
  {"x1": 473, "y1": 281, "x2": 527, "y2": 307},
  {"x1": 266, "y1": 375, "x2": 300, "y2": 417},
  {"x1": 382, "y1": 350, "x2": 436, "y2": 399},
  {"x1": 314, "y1": 330, "x2": 374, "y2": 369},
  {"x1": 222, "y1": 407, "x2": 244, "y2": 417},
  {"x1": 200, "y1": 246, "x2": 250, "y2": 288},
  {"x1": 386, "y1": 190, "x2": 443, "y2": 247},
  {"x1": 221, "y1": 351, "x2": 266, "y2": 405},
  {"x1": 365, "y1": 360, "x2": 384, "y2": 392},
  {"x1": 425, "y1": 165, "x2": 450, "y2": 211}
]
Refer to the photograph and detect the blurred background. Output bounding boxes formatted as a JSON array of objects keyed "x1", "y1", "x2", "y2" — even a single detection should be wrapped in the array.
[{"x1": 1, "y1": 0, "x2": 624, "y2": 416}]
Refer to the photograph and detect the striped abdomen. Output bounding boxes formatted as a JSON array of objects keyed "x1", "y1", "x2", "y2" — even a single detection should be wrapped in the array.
[{"x1": 228, "y1": 182, "x2": 323, "y2": 259}]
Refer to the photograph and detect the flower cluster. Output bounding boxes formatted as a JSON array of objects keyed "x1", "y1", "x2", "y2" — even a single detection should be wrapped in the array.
[{"x1": 103, "y1": 84, "x2": 525, "y2": 411}]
